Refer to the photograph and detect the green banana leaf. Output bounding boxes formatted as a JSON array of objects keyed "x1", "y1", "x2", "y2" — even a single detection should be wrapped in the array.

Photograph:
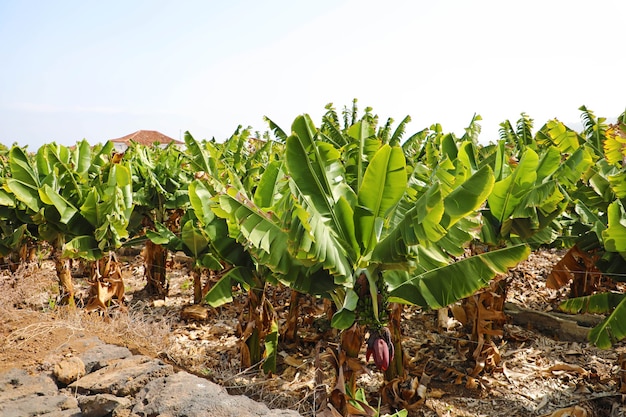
[
  {"x1": 204, "y1": 266, "x2": 255, "y2": 307},
  {"x1": 39, "y1": 184, "x2": 78, "y2": 224},
  {"x1": 388, "y1": 245, "x2": 530, "y2": 308},
  {"x1": 181, "y1": 220, "x2": 209, "y2": 258},
  {"x1": 213, "y1": 187, "x2": 295, "y2": 275},
  {"x1": 602, "y1": 200, "x2": 626, "y2": 253},
  {"x1": 0, "y1": 190, "x2": 15, "y2": 208},
  {"x1": 7, "y1": 147, "x2": 41, "y2": 212},
  {"x1": 253, "y1": 160, "x2": 284, "y2": 209},
  {"x1": 488, "y1": 148, "x2": 539, "y2": 223},
  {"x1": 285, "y1": 126, "x2": 354, "y2": 279},
  {"x1": 373, "y1": 166, "x2": 494, "y2": 265},
  {"x1": 355, "y1": 144, "x2": 406, "y2": 254},
  {"x1": 560, "y1": 292, "x2": 626, "y2": 349},
  {"x1": 63, "y1": 235, "x2": 101, "y2": 260},
  {"x1": 441, "y1": 164, "x2": 494, "y2": 229},
  {"x1": 536, "y1": 120, "x2": 581, "y2": 153},
  {"x1": 262, "y1": 319, "x2": 279, "y2": 374}
]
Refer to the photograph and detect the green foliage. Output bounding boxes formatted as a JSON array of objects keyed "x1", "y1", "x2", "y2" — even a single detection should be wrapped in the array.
[
  {"x1": 388, "y1": 245, "x2": 530, "y2": 308},
  {"x1": 560, "y1": 292, "x2": 626, "y2": 349},
  {"x1": 3, "y1": 104, "x2": 626, "y2": 355},
  {"x1": 210, "y1": 108, "x2": 527, "y2": 337}
]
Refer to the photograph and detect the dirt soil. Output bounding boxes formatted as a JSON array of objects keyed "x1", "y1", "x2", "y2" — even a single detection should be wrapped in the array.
[{"x1": 1, "y1": 249, "x2": 625, "y2": 417}]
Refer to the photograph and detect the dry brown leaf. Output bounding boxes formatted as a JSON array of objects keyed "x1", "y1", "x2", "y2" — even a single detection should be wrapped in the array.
[
  {"x1": 329, "y1": 388, "x2": 346, "y2": 415},
  {"x1": 381, "y1": 376, "x2": 426, "y2": 411},
  {"x1": 317, "y1": 404, "x2": 344, "y2": 417},
  {"x1": 450, "y1": 303, "x2": 468, "y2": 325},
  {"x1": 239, "y1": 340, "x2": 251, "y2": 369},
  {"x1": 546, "y1": 245, "x2": 601, "y2": 297},
  {"x1": 502, "y1": 362, "x2": 530, "y2": 382},
  {"x1": 180, "y1": 304, "x2": 209, "y2": 321},
  {"x1": 465, "y1": 377, "x2": 479, "y2": 389},
  {"x1": 428, "y1": 387, "x2": 446, "y2": 399},
  {"x1": 541, "y1": 405, "x2": 590, "y2": 417},
  {"x1": 469, "y1": 356, "x2": 486, "y2": 377},
  {"x1": 283, "y1": 355, "x2": 304, "y2": 367},
  {"x1": 85, "y1": 277, "x2": 125, "y2": 312},
  {"x1": 544, "y1": 363, "x2": 588, "y2": 377},
  {"x1": 346, "y1": 400, "x2": 377, "y2": 417}
]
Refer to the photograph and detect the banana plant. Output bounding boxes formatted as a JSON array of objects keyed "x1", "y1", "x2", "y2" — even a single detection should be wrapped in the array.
[
  {"x1": 0, "y1": 150, "x2": 37, "y2": 270},
  {"x1": 212, "y1": 112, "x2": 530, "y2": 389},
  {"x1": 166, "y1": 131, "x2": 287, "y2": 373},
  {"x1": 480, "y1": 115, "x2": 594, "y2": 248},
  {"x1": 126, "y1": 142, "x2": 192, "y2": 297},
  {"x1": 59, "y1": 157, "x2": 134, "y2": 310},
  {"x1": 557, "y1": 115, "x2": 626, "y2": 348},
  {"x1": 4, "y1": 142, "x2": 97, "y2": 305},
  {"x1": 11, "y1": 140, "x2": 134, "y2": 310}
]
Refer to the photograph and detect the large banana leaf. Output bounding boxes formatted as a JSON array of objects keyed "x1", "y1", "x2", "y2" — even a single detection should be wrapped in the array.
[
  {"x1": 536, "y1": 120, "x2": 580, "y2": 153},
  {"x1": 253, "y1": 161, "x2": 284, "y2": 209},
  {"x1": 78, "y1": 164, "x2": 133, "y2": 251},
  {"x1": 560, "y1": 292, "x2": 626, "y2": 349},
  {"x1": 184, "y1": 131, "x2": 217, "y2": 176},
  {"x1": 44, "y1": 142, "x2": 90, "y2": 198},
  {"x1": 213, "y1": 187, "x2": 295, "y2": 276},
  {"x1": 285, "y1": 126, "x2": 354, "y2": 279},
  {"x1": 181, "y1": 220, "x2": 209, "y2": 258},
  {"x1": 388, "y1": 244, "x2": 530, "y2": 308},
  {"x1": 602, "y1": 200, "x2": 626, "y2": 253},
  {"x1": 373, "y1": 166, "x2": 494, "y2": 265},
  {"x1": 204, "y1": 266, "x2": 254, "y2": 307},
  {"x1": 63, "y1": 235, "x2": 101, "y2": 260},
  {"x1": 579, "y1": 105, "x2": 608, "y2": 157},
  {"x1": 373, "y1": 183, "x2": 445, "y2": 264},
  {"x1": 39, "y1": 184, "x2": 78, "y2": 224},
  {"x1": 344, "y1": 120, "x2": 378, "y2": 191},
  {"x1": 189, "y1": 181, "x2": 248, "y2": 266},
  {"x1": 0, "y1": 189, "x2": 15, "y2": 208},
  {"x1": 554, "y1": 147, "x2": 593, "y2": 189},
  {"x1": 355, "y1": 144, "x2": 406, "y2": 254},
  {"x1": 285, "y1": 129, "x2": 346, "y2": 229},
  {"x1": 145, "y1": 221, "x2": 179, "y2": 247},
  {"x1": 608, "y1": 172, "x2": 626, "y2": 199},
  {"x1": 488, "y1": 148, "x2": 539, "y2": 223},
  {"x1": 441, "y1": 164, "x2": 494, "y2": 228},
  {"x1": 7, "y1": 147, "x2": 41, "y2": 212}
]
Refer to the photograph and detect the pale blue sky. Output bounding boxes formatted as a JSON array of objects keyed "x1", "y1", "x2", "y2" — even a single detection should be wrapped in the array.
[{"x1": 1, "y1": 0, "x2": 624, "y2": 149}]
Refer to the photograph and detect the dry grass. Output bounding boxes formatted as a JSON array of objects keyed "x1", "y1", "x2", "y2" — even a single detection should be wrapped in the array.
[{"x1": 0, "y1": 260, "x2": 174, "y2": 364}]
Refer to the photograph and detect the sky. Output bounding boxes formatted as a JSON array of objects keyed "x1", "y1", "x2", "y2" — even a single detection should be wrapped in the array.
[{"x1": 0, "y1": 0, "x2": 624, "y2": 149}]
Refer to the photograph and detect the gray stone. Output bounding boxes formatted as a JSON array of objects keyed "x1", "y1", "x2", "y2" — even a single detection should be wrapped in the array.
[
  {"x1": 1, "y1": 344, "x2": 302, "y2": 417},
  {"x1": 0, "y1": 368, "x2": 79, "y2": 417},
  {"x1": 0, "y1": 368, "x2": 58, "y2": 402},
  {"x1": 0, "y1": 392, "x2": 78, "y2": 417},
  {"x1": 79, "y1": 343, "x2": 133, "y2": 373},
  {"x1": 69, "y1": 355, "x2": 174, "y2": 396},
  {"x1": 132, "y1": 371, "x2": 301, "y2": 417},
  {"x1": 78, "y1": 393, "x2": 132, "y2": 417},
  {"x1": 54, "y1": 356, "x2": 86, "y2": 385}
]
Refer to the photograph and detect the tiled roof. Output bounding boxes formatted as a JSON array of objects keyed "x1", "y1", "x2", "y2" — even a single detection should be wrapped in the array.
[{"x1": 109, "y1": 130, "x2": 184, "y2": 146}]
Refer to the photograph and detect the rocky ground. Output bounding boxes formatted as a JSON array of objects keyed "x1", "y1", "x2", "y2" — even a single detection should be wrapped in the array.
[
  {"x1": 1, "y1": 249, "x2": 625, "y2": 416},
  {"x1": 1, "y1": 336, "x2": 299, "y2": 417}
]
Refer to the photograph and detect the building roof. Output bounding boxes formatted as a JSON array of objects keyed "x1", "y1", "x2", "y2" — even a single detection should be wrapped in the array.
[{"x1": 109, "y1": 130, "x2": 184, "y2": 146}]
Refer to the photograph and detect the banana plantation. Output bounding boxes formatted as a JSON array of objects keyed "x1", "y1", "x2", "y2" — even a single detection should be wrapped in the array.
[{"x1": 2, "y1": 102, "x2": 626, "y2": 416}]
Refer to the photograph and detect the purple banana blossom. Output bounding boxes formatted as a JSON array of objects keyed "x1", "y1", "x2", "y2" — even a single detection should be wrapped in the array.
[{"x1": 366, "y1": 327, "x2": 394, "y2": 371}]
